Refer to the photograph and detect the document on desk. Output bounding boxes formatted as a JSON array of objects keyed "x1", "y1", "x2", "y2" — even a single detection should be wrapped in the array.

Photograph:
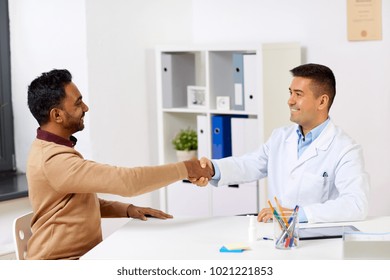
[{"x1": 299, "y1": 225, "x2": 359, "y2": 240}]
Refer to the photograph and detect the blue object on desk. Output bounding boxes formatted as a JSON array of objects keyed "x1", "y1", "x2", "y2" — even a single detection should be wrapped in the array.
[{"x1": 219, "y1": 246, "x2": 244, "y2": 253}]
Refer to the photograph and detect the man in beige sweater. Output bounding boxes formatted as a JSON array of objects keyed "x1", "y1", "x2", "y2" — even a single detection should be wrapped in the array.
[{"x1": 26, "y1": 69, "x2": 213, "y2": 260}]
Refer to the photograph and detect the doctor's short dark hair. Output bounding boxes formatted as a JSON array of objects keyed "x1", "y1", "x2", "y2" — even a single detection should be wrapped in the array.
[
  {"x1": 290, "y1": 63, "x2": 336, "y2": 110},
  {"x1": 27, "y1": 69, "x2": 72, "y2": 125}
]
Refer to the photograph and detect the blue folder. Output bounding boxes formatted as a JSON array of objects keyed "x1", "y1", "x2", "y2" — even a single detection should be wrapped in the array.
[
  {"x1": 212, "y1": 115, "x2": 248, "y2": 159},
  {"x1": 212, "y1": 115, "x2": 232, "y2": 159}
]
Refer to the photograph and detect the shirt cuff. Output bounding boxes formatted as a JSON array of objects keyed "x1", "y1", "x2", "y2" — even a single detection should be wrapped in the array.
[
  {"x1": 298, "y1": 207, "x2": 308, "y2": 223},
  {"x1": 211, "y1": 160, "x2": 221, "y2": 180}
]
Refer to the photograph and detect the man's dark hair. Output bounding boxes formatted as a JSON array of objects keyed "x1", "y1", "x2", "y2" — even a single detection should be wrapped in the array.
[
  {"x1": 27, "y1": 69, "x2": 72, "y2": 125},
  {"x1": 290, "y1": 63, "x2": 336, "y2": 110}
]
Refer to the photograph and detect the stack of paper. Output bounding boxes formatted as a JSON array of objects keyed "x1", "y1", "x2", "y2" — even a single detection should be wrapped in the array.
[{"x1": 343, "y1": 232, "x2": 390, "y2": 259}]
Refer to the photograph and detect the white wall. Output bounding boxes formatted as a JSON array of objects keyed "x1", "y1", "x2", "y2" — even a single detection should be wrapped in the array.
[
  {"x1": 192, "y1": 0, "x2": 390, "y2": 217},
  {"x1": 2, "y1": 0, "x2": 390, "y2": 253}
]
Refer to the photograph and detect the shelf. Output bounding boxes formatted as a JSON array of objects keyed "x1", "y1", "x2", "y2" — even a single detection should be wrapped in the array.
[
  {"x1": 163, "y1": 107, "x2": 258, "y2": 117},
  {"x1": 209, "y1": 110, "x2": 258, "y2": 116},
  {"x1": 162, "y1": 108, "x2": 208, "y2": 114}
]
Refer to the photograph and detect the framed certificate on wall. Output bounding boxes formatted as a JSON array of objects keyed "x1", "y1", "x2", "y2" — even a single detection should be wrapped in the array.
[{"x1": 347, "y1": 0, "x2": 382, "y2": 41}]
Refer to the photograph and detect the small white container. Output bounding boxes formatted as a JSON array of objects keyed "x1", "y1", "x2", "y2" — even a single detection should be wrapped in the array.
[{"x1": 248, "y1": 215, "x2": 258, "y2": 242}]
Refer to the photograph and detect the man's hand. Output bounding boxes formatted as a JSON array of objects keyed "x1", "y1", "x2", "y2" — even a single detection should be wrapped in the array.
[
  {"x1": 127, "y1": 204, "x2": 173, "y2": 221},
  {"x1": 183, "y1": 158, "x2": 214, "y2": 185},
  {"x1": 188, "y1": 157, "x2": 214, "y2": 186}
]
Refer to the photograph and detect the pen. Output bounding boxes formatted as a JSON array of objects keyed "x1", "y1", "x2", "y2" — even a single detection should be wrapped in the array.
[
  {"x1": 262, "y1": 237, "x2": 273, "y2": 241},
  {"x1": 323, "y1": 172, "x2": 328, "y2": 187}
]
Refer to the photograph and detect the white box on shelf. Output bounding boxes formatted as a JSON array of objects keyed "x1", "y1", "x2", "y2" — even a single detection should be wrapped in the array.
[
  {"x1": 187, "y1": 86, "x2": 207, "y2": 108},
  {"x1": 216, "y1": 96, "x2": 230, "y2": 110}
]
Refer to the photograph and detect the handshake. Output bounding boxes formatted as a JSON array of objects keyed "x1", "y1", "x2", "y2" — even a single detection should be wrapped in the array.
[{"x1": 183, "y1": 157, "x2": 214, "y2": 187}]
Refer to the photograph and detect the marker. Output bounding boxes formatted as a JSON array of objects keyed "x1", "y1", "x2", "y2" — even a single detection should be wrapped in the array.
[
  {"x1": 262, "y1": 237, "x2": 273, "y2": 241},
  {"x1": 274, "y1": 197, "x2": 288, "y2": 225},
  {"x1": 287, "y1": 205, "x2": 299, "y2": 225},
  {"x1": 267, "y1": 200, "x2": 275, "y2": 213}
]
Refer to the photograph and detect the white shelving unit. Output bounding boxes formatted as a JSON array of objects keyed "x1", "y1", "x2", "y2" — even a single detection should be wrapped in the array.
[{"x1": 155, "y1": 43, "x2": 301, "y2": 217}]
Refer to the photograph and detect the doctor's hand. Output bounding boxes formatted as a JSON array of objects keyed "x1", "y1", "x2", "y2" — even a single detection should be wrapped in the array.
[
  {"x1": 257, "y1": 206, "x2": 293, "y2": 223},
  {"x1": 188, "y1": 157, "x2": 215, "y2": 187},
  {"x1": 126, "y1": 204, "x2": 173, "y2": 221}
]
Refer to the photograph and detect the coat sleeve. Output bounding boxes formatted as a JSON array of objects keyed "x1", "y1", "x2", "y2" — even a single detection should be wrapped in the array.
[{"x1": 213, "y1": 141, "x2": 270, "y2": 187}]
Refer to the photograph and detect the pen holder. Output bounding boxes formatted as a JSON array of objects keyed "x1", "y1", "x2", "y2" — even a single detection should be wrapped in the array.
[{"x1": 273, "y1": 210, "x2": 299, "y2": 250}]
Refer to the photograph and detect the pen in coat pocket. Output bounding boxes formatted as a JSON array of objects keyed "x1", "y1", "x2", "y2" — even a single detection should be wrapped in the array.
[{"x1": 322, "y1": 172, "x2": 328, "y2": 185}]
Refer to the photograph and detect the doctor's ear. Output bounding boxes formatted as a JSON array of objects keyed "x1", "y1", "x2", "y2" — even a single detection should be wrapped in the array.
[{"x1": 318, "y1": 95, "x2": 329, "y2": 110}]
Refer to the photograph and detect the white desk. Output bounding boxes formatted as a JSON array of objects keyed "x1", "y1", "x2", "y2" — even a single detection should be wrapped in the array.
[{"x1": 81, "y1": 216, "x2": 390, "y2": 260}]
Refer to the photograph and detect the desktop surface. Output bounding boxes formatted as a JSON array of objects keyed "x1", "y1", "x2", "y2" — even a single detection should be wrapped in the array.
[{"x1": 81, "y1": 216, "x2": 390, "y2": 260}]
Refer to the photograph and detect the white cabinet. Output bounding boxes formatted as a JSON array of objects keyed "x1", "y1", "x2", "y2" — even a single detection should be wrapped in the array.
[{"x1": 155, "y1": 43, "x2": 301, "y2": 217}]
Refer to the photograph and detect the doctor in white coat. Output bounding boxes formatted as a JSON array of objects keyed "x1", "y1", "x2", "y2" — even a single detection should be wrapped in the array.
[{"x1": 192, "y1": 63, "x2": 369, "y2": 223}]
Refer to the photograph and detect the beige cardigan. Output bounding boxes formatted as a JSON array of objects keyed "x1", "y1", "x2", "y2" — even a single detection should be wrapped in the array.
[{"x1": 26, "y1": 138, "x2": 187, "y2": 259}]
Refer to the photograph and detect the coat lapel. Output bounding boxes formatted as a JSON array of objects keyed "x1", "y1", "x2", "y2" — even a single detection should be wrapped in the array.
[
  {"x1": 285, "y1": 129, "x2": 298, "y2": 173},
  {"x1": 289, "y1": 121, "x2": 336, "y2": 173}
]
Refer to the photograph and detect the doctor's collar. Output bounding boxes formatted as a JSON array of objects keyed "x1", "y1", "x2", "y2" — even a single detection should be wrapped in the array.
[{"x1": 296, "y1": 118, "x2": 330, "y2": 142}]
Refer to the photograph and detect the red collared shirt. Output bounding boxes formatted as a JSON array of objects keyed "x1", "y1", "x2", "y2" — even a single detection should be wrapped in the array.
[{"x1": 36, "y1": 128, "x2": 77, "y2": 147}]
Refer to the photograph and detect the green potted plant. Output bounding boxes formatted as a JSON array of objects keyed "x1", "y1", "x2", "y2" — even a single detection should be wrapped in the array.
[{"x1": 172, "y1": 127, "x2": 198, "y2": 161}]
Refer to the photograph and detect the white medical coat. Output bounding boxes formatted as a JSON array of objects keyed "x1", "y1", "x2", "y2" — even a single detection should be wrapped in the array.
[{"x1": 214, "y1": 120, "x2": 370, "y2": 223}]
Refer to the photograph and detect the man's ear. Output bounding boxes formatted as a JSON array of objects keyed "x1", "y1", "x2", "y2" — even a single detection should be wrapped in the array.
[
  {"x1": 49, "y1": 108, "x2": 63, "y2": 123},
  {"x1": 318, "y1": 94, "x2": 329, "y2": 110}
]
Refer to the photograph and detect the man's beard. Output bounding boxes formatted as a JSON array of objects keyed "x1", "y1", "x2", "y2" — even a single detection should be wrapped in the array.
[{"x1": 63, "y1": 111, "x2": 85, "y2": 134}]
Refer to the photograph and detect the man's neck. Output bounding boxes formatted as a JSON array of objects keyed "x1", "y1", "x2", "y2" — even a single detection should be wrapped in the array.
[
  {"x1": 40, "y1": 123, "x2": 71, "y2": 140},
  {"x1": 300, "y1": 117, "x2": 329, "y2": 136}
]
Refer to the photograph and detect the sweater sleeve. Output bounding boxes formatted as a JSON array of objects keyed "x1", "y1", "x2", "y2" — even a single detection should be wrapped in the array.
[
  {"x1": 99, "y1": 198, "x2": 129, "y2": 218},
  {"x1": 43, "y1": 146, "x2": 188, "y2": 197}
]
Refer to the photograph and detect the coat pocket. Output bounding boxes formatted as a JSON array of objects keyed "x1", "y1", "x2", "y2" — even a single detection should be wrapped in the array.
[{"x1": 298, "y1": 172, "x2": 330, "y2": 204}]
